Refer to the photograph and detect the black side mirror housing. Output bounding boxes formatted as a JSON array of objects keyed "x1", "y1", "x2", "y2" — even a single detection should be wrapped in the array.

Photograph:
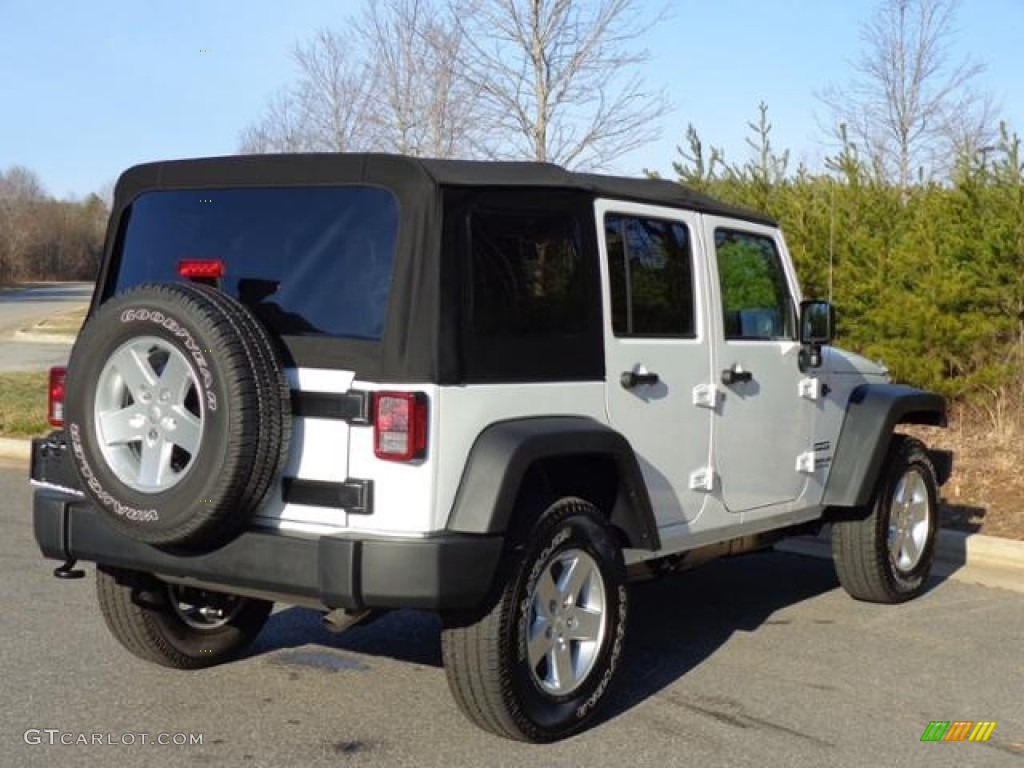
[{"x1": 798, "y1": 300, "x2": 835, "y2": 371}]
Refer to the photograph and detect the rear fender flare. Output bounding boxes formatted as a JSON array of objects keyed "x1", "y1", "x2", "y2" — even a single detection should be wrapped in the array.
[{"x1": 446, "y1": 416, "x2": 660, "y2": 551}]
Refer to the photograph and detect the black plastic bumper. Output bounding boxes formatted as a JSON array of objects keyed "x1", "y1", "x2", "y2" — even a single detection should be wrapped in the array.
[
  {"x1": 33, "y1": 489, "x2": 504, "y2": 612},
  {"x1": 31, "y1": 433, "x2": 79, "y2": 493}
]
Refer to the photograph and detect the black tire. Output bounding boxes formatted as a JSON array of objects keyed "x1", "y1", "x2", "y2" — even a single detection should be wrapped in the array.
[
  {"x1": 168, "y1": 282, "x2": 291, "y2": 517},
  {"x1": 64, "y1": 283, "x2": 289, "y2": 549},
  {"x1": 441, "y1": 498, "x2": 627, "y2": 743},
  {"x1": 96, "y1": 566, "x2": 272, "y2": 669},
  {"x1": 831, "y1": 436, "x2": 939, "y2": 603}
]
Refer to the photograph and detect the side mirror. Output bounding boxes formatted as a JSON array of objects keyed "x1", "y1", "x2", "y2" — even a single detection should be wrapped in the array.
[
  {"x1": 798, "y1": 300, "x2": 835, "y2": 371},
  {"x1": 799, "y1": 300, "x2": 835, "y2": 345}
]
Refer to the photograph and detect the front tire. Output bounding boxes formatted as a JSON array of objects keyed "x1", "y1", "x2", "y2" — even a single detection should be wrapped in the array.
[
  {"x1": 831, "y1": 436, "x2": 939, "y2": 603},
  {"x1": 441, "y1": 498, "x2": 627, "y2": 742},
  {"x1": 96, "y1": 567, "x2": 272, "y2": 669}
]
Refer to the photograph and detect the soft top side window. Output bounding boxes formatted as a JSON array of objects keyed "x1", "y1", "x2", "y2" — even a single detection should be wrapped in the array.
[
  {"x1": 443, "y1": 188, "x2": 603, "y2": 383},
  {"x1": 468, "y1": 208, "x2": 586, "y2": 336}
]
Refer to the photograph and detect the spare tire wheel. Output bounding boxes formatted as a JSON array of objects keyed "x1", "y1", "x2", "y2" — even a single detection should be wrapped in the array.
[
  {"x1": 164, "y1": 281, "x2": 292, "y2": 520},
  {"x1": 64, "y1": 282, "x2": 289, "y2": 549}
]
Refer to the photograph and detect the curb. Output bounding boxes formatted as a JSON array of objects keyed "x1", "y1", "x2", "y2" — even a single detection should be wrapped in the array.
[
  {"x1": 0, "y1": 437, "x2": 31, "y2": 461},
  {"x1": 776, "y1": 526, "x2": 1024, "y2": 594},
  {"x1": 13, "y1": 329, "x2": 77, "y2": 345}
]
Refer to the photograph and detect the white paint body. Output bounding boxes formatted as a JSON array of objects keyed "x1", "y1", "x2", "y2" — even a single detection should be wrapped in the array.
[{"x1": 253, "y1": 200, "x2": 885, "y2": 564}]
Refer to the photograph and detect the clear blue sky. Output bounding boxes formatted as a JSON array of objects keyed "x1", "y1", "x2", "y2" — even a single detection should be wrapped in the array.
[{"x1": 1, "y1": 0, "x2": 1021, "y2": 199}]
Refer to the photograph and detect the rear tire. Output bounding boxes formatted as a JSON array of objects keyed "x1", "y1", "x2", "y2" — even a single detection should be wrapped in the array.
[
  {"x1": 832, "y1": 436, "x2": 938, "y2": 603},
  {"x1": 96, "y1": 566, "x2": 272, "y2": 669},
  {"x1": 441, "y1": 498, "x2": 627, "y2": 742}
]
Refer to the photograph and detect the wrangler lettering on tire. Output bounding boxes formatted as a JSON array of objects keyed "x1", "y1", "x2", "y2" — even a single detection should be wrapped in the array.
[{"x1": 441, "y1": 498, "x2": 627, "y2": 742}]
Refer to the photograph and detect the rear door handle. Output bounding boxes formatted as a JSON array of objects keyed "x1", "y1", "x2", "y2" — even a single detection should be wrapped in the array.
[{"x1": 621, "y1": 370, "x2": 660, "y2": 389}]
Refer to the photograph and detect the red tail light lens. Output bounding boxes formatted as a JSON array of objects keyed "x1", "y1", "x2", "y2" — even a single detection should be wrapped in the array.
[
  {"x1": 373, "y1": 392, "x2": 427, "y2": 461},
  {"x1": 48, "y1": 366, "x2": 67, "y2": 427},
  {"x1": 177, "y1": 259, "x2": 224, "y2": 279}
]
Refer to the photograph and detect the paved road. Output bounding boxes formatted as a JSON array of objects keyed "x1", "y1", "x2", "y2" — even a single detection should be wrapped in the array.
[
  {"x1": 0, "y1": 283, "x2": 92, "y2": 372},
  {"x1": 2, "y1": 460, "x2": 1022, "y2": 768}
]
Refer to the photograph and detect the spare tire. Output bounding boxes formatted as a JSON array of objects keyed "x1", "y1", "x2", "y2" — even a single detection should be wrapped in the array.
[{"x1": 64, "y1": 282, "x2": 290, "y2": 549}]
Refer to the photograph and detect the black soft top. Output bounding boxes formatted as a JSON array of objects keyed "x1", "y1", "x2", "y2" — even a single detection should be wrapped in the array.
[
  {"x1": 112, "y1": 153, "x2": 774, "y2": 226},
  {"x1": 101, "y1": 154, "x2": 775, "y2": 381}
]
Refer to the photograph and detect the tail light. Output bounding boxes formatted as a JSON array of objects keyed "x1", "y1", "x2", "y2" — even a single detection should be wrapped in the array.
[
  {"x1": 373, "y1": 392, "x2": 427, "y2": 461},
  {"x1": 177, "y1": 259, "x2": 224, "y2": 279},
  {"x1": 48, "y1": 366, "x2": 67, "y2": 427}
]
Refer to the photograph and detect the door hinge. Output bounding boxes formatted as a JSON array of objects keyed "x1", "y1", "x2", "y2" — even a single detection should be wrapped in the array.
[
  {"x1": 689, "y1": 467, "x2": 716, "y2": 492},
  {"x1": 798, "y1": 377, "x2": 820, "y2": 401},
  {"x1": 795, "y1": 450, "x2": 817, "y2": 474},
  {"x1": 692, "y1": 383, "x2": 719, "y2": 409}
]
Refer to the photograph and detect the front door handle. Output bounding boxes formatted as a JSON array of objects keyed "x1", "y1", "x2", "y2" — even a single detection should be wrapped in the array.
[
  {"x1": 721, "y1": 365, "x2": 753, "y2": 386},
  {"x1": 621, "y1": 370, "x2": 660, "y2": 389}
]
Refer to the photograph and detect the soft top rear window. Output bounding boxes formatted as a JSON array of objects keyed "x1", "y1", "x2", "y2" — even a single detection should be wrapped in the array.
[{"x1": 112, "y1": 186, "x2": 399, "y2": 340}]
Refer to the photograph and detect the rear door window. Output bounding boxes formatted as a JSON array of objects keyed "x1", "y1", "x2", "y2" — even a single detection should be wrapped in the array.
[
  {"x1": 605, "y1": 214, "x2": 696, "y2": 337},
  {"x1": 112, "y1": 186, "x2": 399, "y2": 339}
]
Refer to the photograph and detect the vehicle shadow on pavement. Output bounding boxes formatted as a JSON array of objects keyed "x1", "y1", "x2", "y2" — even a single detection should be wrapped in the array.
[
  {"x1": 593, "y1": 551, "x2": 841, "y2": 728},
  {"x1": 247, "y1": 605, "x2": 445, "y2": 668},
  {"x1": 244, "y1": 550, "x2": 853, "y2": 721}
]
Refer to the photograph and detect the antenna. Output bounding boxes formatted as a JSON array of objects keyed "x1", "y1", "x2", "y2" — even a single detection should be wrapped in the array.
[{"x1": 828, "y1": 178, "x2": 835, "y2": 302}]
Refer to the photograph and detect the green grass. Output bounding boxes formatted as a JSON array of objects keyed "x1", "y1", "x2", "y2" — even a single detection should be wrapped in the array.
[{"x1": 0, "y1": 372, "x2": 50, "y2": 437}]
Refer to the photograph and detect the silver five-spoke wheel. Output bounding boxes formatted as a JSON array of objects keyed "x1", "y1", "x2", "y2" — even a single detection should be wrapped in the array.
[
  {"x1": 831, "y1": 436, "x2": 939, "y2": 603},
  {"x1": 93, "y1": 336, "x2": 203, "y2": 492},
  {"x1": 527, "y1": 548, "x2": 607, "y2": 696},
  {"x1": 441, "y1": 499, "x2": 626, "y2": 741},
  {"x1": 887, "y1": 467, "x2": 932, "y2": 573}
]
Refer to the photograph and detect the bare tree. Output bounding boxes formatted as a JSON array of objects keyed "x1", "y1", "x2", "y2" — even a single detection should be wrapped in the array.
[
  {"x1": 0, "y1": 166, "x2": 47, "y2": 283},
  {"x1": 819, "y1": 0, "x2": 995, "y2": 186},
  {"x1": 242, "y1": 2, "x2": 479, "y2": 157},
  {"x1": 453, "y1": 0, "x2": 668, "y2": 169},
  {"x1": 358, "y1": 0, "x2": 480, "y2": 157},
  {"x1": 240, "y1": 29, "x2": 378, "y2": 153}
]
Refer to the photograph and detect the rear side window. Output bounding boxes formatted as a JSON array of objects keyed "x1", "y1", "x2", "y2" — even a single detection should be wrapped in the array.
[
  {"x1": 442, "y1": 188, "x2": 603, "y2": 382},
  {"x1": 113, "y1": 186, "x2": 399, "y2": 339},
  {"x1": 468, "y1": 209, "x2": 586, "y2": 336}
]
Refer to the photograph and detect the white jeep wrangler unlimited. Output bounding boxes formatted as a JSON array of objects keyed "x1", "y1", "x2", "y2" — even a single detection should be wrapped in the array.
[{"x1": 30, "y1": 154, "x2": 951, "y2": 742}]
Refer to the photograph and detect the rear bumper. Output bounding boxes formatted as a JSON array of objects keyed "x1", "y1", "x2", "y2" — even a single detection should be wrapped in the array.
[{"x1": 33, "y1": 489, "x2": 504, "y2": 612}]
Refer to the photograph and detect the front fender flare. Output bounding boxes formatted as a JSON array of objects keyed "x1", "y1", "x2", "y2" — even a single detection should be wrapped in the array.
[{"x1": 824, "y1": 383, "x2": 948, "y2": 508}]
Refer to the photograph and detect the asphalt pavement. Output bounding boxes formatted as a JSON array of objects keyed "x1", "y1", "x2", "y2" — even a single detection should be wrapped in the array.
[
  {"x1": 1, "y1": 460, "x2": 1022, "y2": 768},
  {"x1": 0, "y1": 283, "x2": 92, "y2": 372}
]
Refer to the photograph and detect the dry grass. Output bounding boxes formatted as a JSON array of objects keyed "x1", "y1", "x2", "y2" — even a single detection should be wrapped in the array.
[
  {"x1": 28, "y1": 306, "x2": 86, "y2": 336},
  {"x1": 905, "y1": 402, "x2": 1024, "y2": 541},
  {"x1": 0, "y1": 371, "x2": 50, "y2": 437}
]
